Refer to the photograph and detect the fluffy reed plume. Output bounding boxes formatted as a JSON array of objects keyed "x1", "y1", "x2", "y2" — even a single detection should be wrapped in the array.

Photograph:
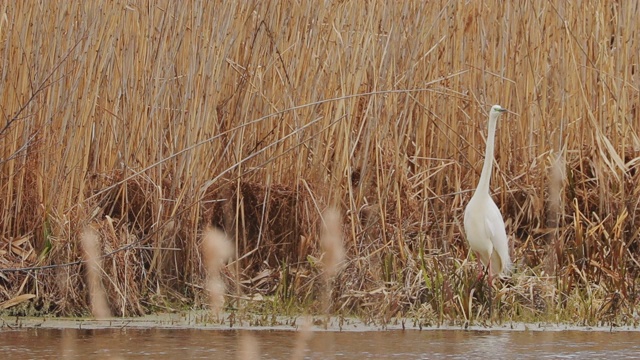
[
  {"x1": 320, "y1": 208, "x2": 345, "y2": 281},
  {"x1": 319, "y1": 208, "x2": 345, "y2": 314},
  {"x1": 201, "y1": 227, "x2": 233, "y2": 316},
  {"x1": 290, "y1": 317, "x2": 313, "y2": 360},
  {"x1": 289, "y1": 210, "x2": 343, "y2": 359},
  {"x1": 237, "y1": 332, "x2": 259, "y2": 360},
  {"x1": 60, "y1": 328, "x2": 75, "y2": 358},
  {"x1": 80, "y1": 228, "x2": 111, "y2": 319}
]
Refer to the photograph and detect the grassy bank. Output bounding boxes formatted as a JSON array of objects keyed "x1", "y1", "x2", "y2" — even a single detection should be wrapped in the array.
[{"x1": 0, "y1": 1, "x2": 639, "y2": 327}]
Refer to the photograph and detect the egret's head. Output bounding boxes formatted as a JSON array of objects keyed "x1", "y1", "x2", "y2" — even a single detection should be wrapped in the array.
[{"x1": 490, "y1": 105, "x2": 507, "y2": 114}]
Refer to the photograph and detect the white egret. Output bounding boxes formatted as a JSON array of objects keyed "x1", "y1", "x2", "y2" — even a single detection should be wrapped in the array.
[{"x1": 463, "y1": 104, "x2": 512, "y2": 283}]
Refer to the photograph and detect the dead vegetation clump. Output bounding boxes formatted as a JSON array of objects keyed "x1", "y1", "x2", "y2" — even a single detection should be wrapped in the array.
[
  {"x1": 89, "y1": 217, "x2": 146, "y2": 316},
  {"x1": 203, "y1": 180, "x2": 320, "y2": 273},
  {"x1": 92, "y1": 172, "x2": 160, "y2": 234}
]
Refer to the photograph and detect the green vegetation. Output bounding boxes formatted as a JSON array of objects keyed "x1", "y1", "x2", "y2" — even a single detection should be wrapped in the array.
[{"x1": 0, "y1": 1, "x2": 638, "y2": 327}]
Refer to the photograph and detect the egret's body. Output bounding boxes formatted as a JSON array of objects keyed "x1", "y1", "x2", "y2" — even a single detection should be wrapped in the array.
[{"x1": 463, "y1": 105, "x2": 512, "y2": 282}]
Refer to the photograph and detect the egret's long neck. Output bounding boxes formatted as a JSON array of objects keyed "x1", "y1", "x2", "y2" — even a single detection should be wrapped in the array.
[{"x1": 475, "y1": 113, "x2": 499, "y2": 195}]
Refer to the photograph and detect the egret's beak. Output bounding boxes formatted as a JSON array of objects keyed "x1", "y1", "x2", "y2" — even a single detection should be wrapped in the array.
[{"x1": 497, "y1": 107, "x2": 507, "y2": 113}]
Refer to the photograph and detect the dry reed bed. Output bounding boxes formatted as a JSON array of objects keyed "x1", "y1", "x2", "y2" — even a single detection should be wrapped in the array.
[{"x1": 0, "y1": 1, "x2": 638, "y2": 326}]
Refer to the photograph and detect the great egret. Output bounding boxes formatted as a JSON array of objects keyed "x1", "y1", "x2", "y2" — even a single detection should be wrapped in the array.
[{"x1": 463, "y1": 104, "x2": 512, "y2": 283}]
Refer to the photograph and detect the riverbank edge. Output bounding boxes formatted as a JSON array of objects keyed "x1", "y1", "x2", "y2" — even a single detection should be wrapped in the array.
[{"x1": 2, "y1": 313, "x2": 639, "y2": 333}]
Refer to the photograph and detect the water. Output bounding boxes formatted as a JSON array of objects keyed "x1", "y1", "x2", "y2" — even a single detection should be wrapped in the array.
[{"x1": 2, "y1": 327, "x2": 640, "y2": 359}]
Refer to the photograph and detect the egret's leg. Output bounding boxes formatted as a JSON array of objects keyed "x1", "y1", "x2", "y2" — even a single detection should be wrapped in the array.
[
  {"x1": 486, "y1": 258, "x2": 495, "y2": 323},
  {"x1": 487, "y1": 258, "x2": 493, "y2": 285}
]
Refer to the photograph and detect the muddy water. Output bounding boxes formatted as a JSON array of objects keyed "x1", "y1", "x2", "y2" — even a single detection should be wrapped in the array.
[{"x1": 2, "y1": 327, "x2": 640, "y2": 359}]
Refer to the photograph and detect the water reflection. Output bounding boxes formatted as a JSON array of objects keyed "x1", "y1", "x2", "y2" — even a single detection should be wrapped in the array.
[{"x1": 1, "y1": 327, "x2": 639, "y2": 359}]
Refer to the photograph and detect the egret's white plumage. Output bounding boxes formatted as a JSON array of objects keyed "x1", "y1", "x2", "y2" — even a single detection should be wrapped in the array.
[{"x1": 463, "y1": 105, "x2": 512, "y2": 282}]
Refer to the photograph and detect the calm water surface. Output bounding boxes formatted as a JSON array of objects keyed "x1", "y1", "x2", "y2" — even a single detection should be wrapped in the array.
[{"x1": 2, "y1": 328, "x2": 640, "y2": 359}]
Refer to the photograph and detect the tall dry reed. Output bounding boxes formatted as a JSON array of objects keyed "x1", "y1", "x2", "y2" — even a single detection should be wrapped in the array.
[{"x1": 0, "y1": 1, "x2": 638, "y2": 325}]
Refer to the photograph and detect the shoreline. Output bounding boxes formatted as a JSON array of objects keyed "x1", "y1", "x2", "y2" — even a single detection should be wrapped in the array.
[{"x1": 2, "y1": 313, "x2": 639, "y2": 333}]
